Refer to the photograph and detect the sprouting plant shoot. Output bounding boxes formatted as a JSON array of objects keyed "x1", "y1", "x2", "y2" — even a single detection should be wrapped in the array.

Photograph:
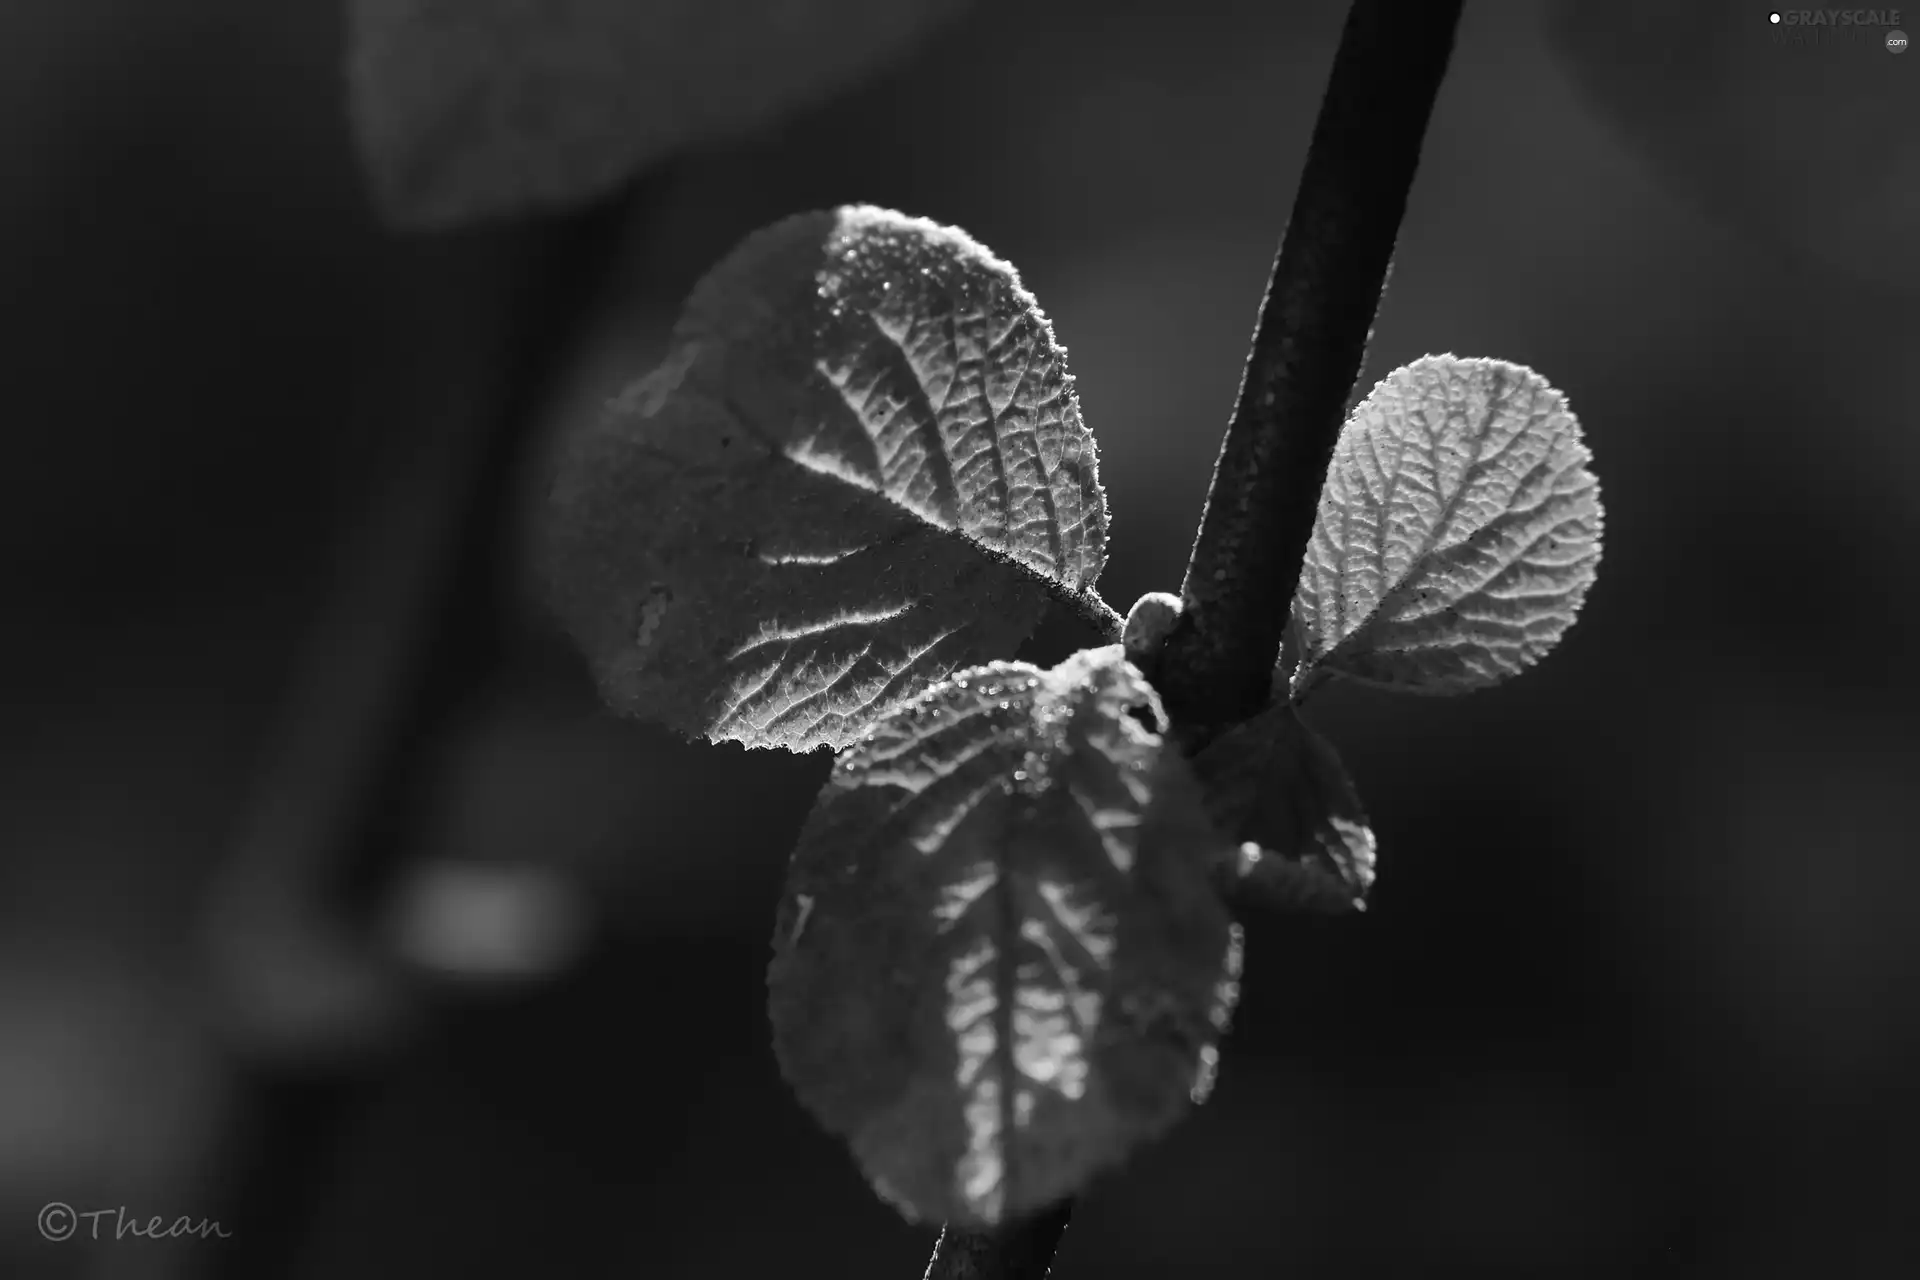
[
  {"x1": 331, "y1": 0, "x2": 1590, "y2": 1267},
  {"x1": 538, "y1": 204, "x2": 1603, "y2": 1231}
]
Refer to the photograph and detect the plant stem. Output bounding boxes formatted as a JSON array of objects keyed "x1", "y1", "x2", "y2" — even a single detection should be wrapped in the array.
[
  {"x1": 921, "y1": 4, "x2": 1461, "y2": 1268},
  {"x1": 923, "y1": 1201, "x2": 1073, "y2": 1280},
  {"x1": 1153, "y1": 0, "x2": 1465, "y2": 734}
]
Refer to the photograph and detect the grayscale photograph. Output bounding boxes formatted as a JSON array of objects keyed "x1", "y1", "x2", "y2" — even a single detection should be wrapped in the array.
[{"x1": 2, "y1": 2, "x2": 1913, "y2": 1277}]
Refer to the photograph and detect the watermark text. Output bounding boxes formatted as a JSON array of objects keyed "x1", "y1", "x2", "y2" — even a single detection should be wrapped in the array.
[
  {"x1": 1769, "y1": 8, "x2": 1902, "y2": 23},
  {"x1": 37, "y1": 1202, "x2": 232, "y2": 1243}
]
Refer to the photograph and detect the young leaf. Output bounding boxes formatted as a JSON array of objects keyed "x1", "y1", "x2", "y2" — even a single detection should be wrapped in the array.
[
  {"x1": 767, "y1": 646, "x2": 1241, "y2": 1228},
  {"x1": 1191, "y1": 702, "x2": 1375, "y2": 914},
  {"x1": 542, "y1": 207, "x2": 1111, "y2": 752},
  {"x1": 1290, "y1": 356, "x2": 1603, "y2": 695},
  {"x1": 346, "y1": 0, "x2": 970, "y2": 227}
]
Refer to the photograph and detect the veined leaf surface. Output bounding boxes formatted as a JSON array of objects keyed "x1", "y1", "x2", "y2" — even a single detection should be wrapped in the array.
[
  {"x1": 542, "y1": 206, "x2": 1110, "y2": 752},
  {"x1": 767, "y1": 646, "x2": 1240, "y2": 1226},
  {"x1": 1291, "y1": 356, "x2": 1603, "y2": 695},
  {"x1": 1192, "y1": 703, "x2": 1375, "y2": 913}
]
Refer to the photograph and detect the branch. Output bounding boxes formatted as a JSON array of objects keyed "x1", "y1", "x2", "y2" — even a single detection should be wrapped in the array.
[
  {"x1": 923, "y1": 1201, "x2": 1073, "y2": 1280},
  {"x1": 920, "y1": 6, "x2": 1462, "y2": 1269},
  {"x1": 203, "y1": 180, "x2": 650, "y2": 1280},
  {"x1": 1153, "y1": 0, "x2": 1465, "y2": 733},
  {"x1": 924, "y1": 5, "x2": 1464, "y2": 1277}
]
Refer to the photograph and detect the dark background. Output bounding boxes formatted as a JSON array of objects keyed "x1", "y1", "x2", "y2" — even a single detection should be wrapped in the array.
[{"x1": 3, "y1": 1, "x2": 1916, "y2": 1277}]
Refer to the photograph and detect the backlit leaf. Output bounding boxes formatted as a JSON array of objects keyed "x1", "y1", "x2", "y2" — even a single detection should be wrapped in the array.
[
  {"x1": 1192, "y1": 702, "x2": 1374, "y2": 913},
  {"x1": 767, "y1": 646, "x2": 1240, "y2": 1227},
  {"x1": 541, "y1": 206, "x2": 1111, "y2": 752},
  {"x1": 347, "y1": 0, "x2": 971, "y2": 227},
  {"x1": 1290, "y1": 356, "x2": 1603, "y2": 695}
]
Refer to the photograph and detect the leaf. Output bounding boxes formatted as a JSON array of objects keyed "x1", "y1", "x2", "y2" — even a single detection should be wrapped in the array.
[
  {"x1": 346, "y1": 0, "x2": 971, "y2": 228},
  {"x1": 1191, "y1": 703, "x2": 1375, "y2": 913},
  {"x1": 1290, "y1": 355, "x2": 1603, "y2": 695},
  {"x1": 767, "y1": 646, "x2": 1241, "y2": 1227},
  {"x1": 541, "y1": 206, "x2": 1110, "y2": 753}
]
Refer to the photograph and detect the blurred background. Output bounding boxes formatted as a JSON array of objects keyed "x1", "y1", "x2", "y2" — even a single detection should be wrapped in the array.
[{"x1": 2, "y1": 0, "x2": 1915, "y2": 1276}]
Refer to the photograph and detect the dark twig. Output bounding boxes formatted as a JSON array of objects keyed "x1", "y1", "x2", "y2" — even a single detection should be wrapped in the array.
[
  {"x1": 1153, "y1": 0, "x2": 1465, "y2": 733},
  {"x1": 924, "y1": 1201, "x2": 1073, "y2": 1280},
  {"x1": 919, "y1": 4, "x2": 1462, "y2": 1274}
]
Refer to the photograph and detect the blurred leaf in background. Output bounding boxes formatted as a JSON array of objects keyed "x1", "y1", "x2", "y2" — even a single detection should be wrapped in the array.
[{"x1": 349, "y1": 0, "x2": 972, "y2": 226}]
